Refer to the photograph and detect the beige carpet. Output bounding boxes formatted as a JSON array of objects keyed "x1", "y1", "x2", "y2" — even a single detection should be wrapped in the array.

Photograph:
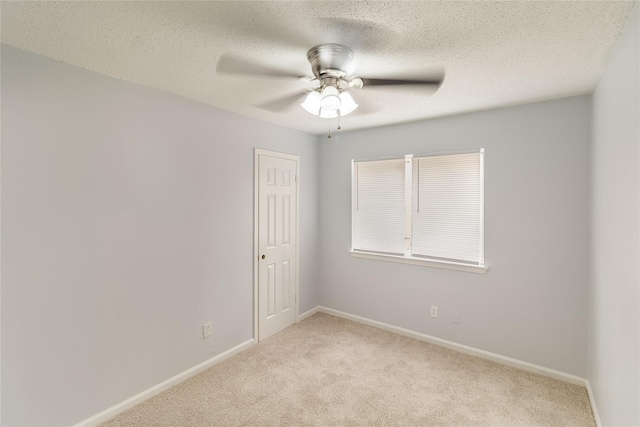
[{"x1": 101, "y1": 313, "x2": 595, "y2": 426}]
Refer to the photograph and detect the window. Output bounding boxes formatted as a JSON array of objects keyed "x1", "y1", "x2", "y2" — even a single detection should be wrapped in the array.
[{"x1": 351, "y1": 150, "x2": 486, "y2": 273}]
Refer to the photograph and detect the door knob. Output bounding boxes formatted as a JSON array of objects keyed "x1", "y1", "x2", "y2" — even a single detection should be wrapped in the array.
[{"x1": 261, "y1": 254, "x2": 266, "y2": 260}]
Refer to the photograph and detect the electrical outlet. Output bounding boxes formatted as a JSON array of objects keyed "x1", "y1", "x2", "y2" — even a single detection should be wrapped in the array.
[
  {"x1": 452, "y1": 311, "x2": 460, "y2": 324},
  {"x1": 202, "y1": 322, "x2": 212, "y2": 339},
  {"x1": 430, "y1": 306, "x2": 438, "y2": 318}
]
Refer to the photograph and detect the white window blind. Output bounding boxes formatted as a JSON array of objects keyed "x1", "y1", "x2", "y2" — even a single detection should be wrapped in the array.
[
  {"x1": 352, "y1": 158, "x2": 406, "y2": 255},
  {"x1": 412, "y1": 152, "x2": 483, "y2": 264},
  {"x1": 351, "y1": 149, "x2": 484, "y2": 268}
]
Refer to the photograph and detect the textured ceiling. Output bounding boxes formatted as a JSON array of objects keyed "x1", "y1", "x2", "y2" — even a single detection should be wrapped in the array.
[{"x1": 1, "y1": 1, "x2": 636, "y2": 135}]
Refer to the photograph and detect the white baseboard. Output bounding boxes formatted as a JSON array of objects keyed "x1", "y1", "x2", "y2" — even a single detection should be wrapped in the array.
[
  {"x1": 72, "y1": 338, "x2": 255, "y2": 427},
  {"x1": 585, "y1": 381, "x2": 602, "y2": 427},
  {"x1": 298, "y1": 306, "x2": 321, "y2": 321},
  {"x1": 76, "y1": 307, "x2": 600, "y2": 427},
  {"x1": 316, "y1": 306, "x2": 589, "y2": 387}
]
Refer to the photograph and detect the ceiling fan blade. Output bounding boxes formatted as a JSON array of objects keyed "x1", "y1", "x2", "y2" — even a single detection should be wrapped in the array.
[
  {"x1": 359, "y1": 77, "x2": 443, "y2": 87},
  {"x1": 255, "y1": 92, "x2": 308, "y2": 113},
  {"x1": 217, "y1": 54, "x2": 303, "y2": 79}
]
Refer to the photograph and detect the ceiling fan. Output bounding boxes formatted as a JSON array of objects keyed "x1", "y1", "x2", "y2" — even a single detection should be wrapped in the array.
[{"x1": 217, "y1": 43, "x2": 444, "y2": 136}]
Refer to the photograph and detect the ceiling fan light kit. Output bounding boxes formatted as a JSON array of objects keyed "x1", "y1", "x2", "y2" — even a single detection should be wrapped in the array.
[{"x1": 300, "y1": 83, "x2": 358, "y2": 119}]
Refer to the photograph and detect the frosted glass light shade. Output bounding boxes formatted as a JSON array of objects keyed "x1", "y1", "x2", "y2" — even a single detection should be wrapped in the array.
[
  {"x1": 301, "y1": 91, "x2": 322, "y2": 115},
  {"x1": 338, "y1": 92, "x2": 358, "y2": 116},
  {"x1": 319, "y1": 109, "x2": 339, "y2": 119},
  {"x1": 320, "y1": 86, "x2": 341, "y2": 111}
]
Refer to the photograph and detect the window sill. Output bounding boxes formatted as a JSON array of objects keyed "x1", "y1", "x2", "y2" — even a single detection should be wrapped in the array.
[{"x1": 349, "y1": 251, "x2": 488, "y2": 274}]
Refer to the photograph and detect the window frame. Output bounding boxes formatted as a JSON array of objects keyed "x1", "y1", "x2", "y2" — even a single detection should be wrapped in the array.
[{"x1": 350, "y1": 149, "x2": 487, "y2": 274}]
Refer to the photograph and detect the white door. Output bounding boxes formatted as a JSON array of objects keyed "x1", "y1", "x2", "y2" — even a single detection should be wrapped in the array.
[{"x1": 255, "y1": 149, "x2": 298, "y2": 341}]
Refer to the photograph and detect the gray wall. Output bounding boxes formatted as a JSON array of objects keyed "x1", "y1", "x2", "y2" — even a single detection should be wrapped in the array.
[
  {"x1": 319, "y1": 96, "x2": 591, "y2": 377},
  {"x1": 589, "y1": 4, "x2": 640, "y2": 426},
  {"x1": 0, "y1": 45, "x2": 320, "y2": 426}
]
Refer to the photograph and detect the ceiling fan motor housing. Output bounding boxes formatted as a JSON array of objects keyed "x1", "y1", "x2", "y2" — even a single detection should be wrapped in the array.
[{"x1": 307, "y1": 44, "x2": 353, "y2": 80}]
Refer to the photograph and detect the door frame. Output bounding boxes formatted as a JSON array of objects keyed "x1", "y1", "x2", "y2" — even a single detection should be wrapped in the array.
[{"x1": 253, "y1": 148, "x2": 300, "y2": 342}]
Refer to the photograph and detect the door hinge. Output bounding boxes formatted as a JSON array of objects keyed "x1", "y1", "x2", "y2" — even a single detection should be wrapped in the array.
[{"x1": 295, "y1": 174, "x2": 298, "y2": 183}]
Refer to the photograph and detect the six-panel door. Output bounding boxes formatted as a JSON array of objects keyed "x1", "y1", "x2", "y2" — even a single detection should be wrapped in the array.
[{"x1": 258, "y1": 153, "x2": 297, "y2": 341}]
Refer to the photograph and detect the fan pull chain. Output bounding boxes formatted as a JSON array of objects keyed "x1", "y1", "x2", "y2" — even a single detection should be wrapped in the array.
[{"x1": 327, "y1": 112, "x2": 343, "y2": 138}]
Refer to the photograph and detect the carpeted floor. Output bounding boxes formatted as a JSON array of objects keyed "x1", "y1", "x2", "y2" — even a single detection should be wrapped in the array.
[{"x1": 101, "y1": 313, "x2": 595, "y2": 426}]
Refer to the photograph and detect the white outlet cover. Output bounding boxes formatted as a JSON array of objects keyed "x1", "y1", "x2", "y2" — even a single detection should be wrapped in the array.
[
  {"x1": 430, "y1": 306, "x2": 438, "y2": 318},
  {"x1": 203, "y1": 322, "x2": 212, "y2": 339}
]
